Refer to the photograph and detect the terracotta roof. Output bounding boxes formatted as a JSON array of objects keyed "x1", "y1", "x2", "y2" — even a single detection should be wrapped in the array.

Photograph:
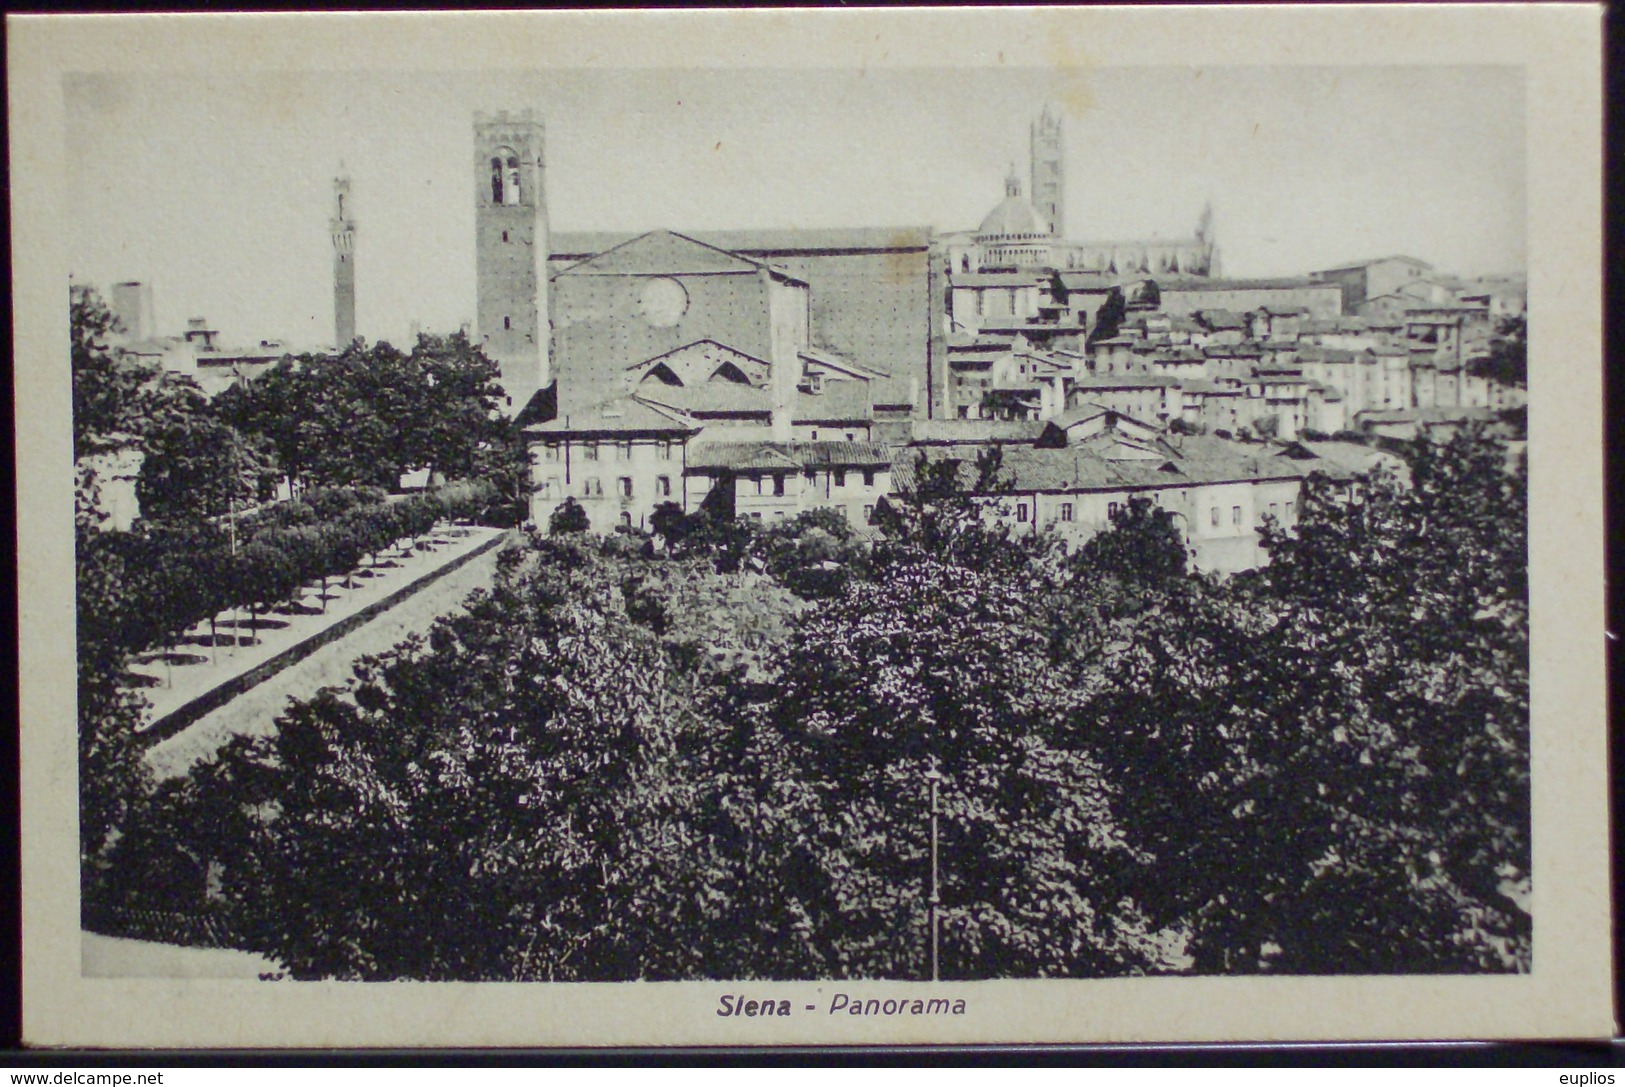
[
  {"x1": 552, "y1": 229, "x2": 807, "y2": 285},
  {"x1": 687, "y1": 440, "x2": 892, "y2": 471},
  {"x1": 951, "y1": 271, "x2": 1049, "y2": 288},
  {"x1": 1157, "y1": 277, "x2": 1327, "y2": 292},
  {"x1": 794, "y1": 381, "x2": 874, "y2": 423},
  {"x1": 626, "y1": 338, "x2": 771, "y2": 378},
  {"x1": 1204, "y1": 343, "x2": 1264, "y2": 358},
  {"x1": 1295, "y1": 346, "x2": 1359, "y2": 364},
  {"x1": 525, "y1": 393, "x2": 697, "y2": 436},
  {"x1": 1314, "y1": 255, "x2": 1434, "y2": 274},
  {"x1": 1195, "y1": 309, "x2": 1248, "y2": 330},
  {"x1": 1071, "y1": 374, "x2": 1183, "y2": 389},
  {"x1": 800, "y1": 347, "x2": 887, "y2": 380},
  {"x1": 1299, "y1": 317, "x2": 1370, "y2": 334},
  {"x1": 1055, "y1": 272, "x2": 1122, "y2": 291},
  {"x1": 1275, "y1": 440, "x2": 1404, "y2": 480},
  {"x1": 893, "y1": 434, "x2": 1305, "y2": 496},
  {"x1": 550, "y1": 227, "x2": 933, "y2": 258},
  {"x1": 907, "y1": 419, "x2": 1047, "y2": 445},
  {"x1": 639, "y1": 382, "x2": 773, "y2": 417}
]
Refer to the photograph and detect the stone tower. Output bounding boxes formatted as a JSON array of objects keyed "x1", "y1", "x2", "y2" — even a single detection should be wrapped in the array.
[
  {"x1": 331, "y1": 172, "x2": 357, "y2": 348},
  {"x1": 474, "y1": 109, "x2": 550, "y2": 414},
  {"x1": 1030, "y1": 103, "x2": 1065, "y2": 239}
]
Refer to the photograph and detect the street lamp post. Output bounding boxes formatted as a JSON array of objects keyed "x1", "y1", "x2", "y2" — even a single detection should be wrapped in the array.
[{"x1": 926, "y1": 760, "x2": 942, "y2": 983}]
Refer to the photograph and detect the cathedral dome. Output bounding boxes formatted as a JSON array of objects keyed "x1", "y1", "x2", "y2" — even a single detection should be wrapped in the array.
[{"x1": 976, "y1": 169, "x2": 1052, "y2": 240}]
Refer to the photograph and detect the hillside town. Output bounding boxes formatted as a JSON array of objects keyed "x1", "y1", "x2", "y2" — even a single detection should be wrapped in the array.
[
  {"x1": 86, "y1": 107, "x2": 1526, "y2": 578},
  {"x1": 73, "y1": 102, "x2": 1531, "y2": 984}
]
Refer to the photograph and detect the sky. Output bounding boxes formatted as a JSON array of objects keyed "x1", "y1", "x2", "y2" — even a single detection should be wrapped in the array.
[{"x1": 64, "y1": 65, "x2": 1525, "y2": 350}]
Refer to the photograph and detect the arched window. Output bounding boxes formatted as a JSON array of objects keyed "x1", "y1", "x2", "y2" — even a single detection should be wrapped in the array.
[
  {"x1": 505, "y1": 155, "x2": 522, "y2": 206},
  {"x1": 490, "y1": 157, "x2": 504, "y2": 204}
]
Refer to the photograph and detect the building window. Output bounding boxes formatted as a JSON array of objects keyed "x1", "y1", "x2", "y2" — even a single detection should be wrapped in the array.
[
  {"x1": 1210, "y1": 507, "x2": 1220, "y2": 528},
  {"x1": 773, "y1": 474, "x2": 786, "y2": 497},
  {"x1": 583, "y1": 442, "x2": 599, "y2": 461},
  {"x1": 658, "y1": 475, "x2": 671, "y2": 497},
  {"x1": 834, "y1": 469, "x2": 847, "y2": 487},
  {"x1": 620, "y1": 512, "x2": 633, "y2": 528},
  {"x1": 502, "y1": 230, "x2": 509, "y2": 243},
  {"x1": 504, "y1": 155, "x2": 521, "y2": 205},
  {"x1": 504, "y1": 315, "x2": 511, "y2": 331},
  {"x1": 1270, "y1": 502, "x2": 1280, "y2": 521},
  {"x1": 1232, "y1": 505, "x2": 1243, "y2": 527},
  {"x1": 1060, "y1": 502, "x2": 1074, "y2": 522},
  {"x1": 756, "y1": 476, "x2": 765, "y2": 496},
  {"x1": 543, "y1": 444, "x2": 559, "y2": 461},
  {"x1": 619, "y1": 477, "x2": 633, "y2": 498},
  {"x1": 845, "y1": 432, "x2": 855, "y2": 441},
  {"x1": 490, "y1": 157, "x2": 504, "y2": 204},
  {"x1": 1017, "y1": 503, "x2": 1029, "y2": 523},
  {"x1": 1108, "y1": 501, "x2": 1120, "y2": 518},
  {"x1": 617, "y1": 441, "x2": 632, "y2": 462},
  {"x1": 864, "y1": 504, "x2": 876, "y2": 521},
  {"x1": 584, "y1": 478, "x2": 603, "y2": 498},
  {"x1": 811, "y1": 430, "x2": 819, "y2": 440},
  {"x1": 659, "y1": 442, "x2": 673, "y2": 461},
  {"x1": 862, "y1": 469, "x2": 875, "y2": 488}
]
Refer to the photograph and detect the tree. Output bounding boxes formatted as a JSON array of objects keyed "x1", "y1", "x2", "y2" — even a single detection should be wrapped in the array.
[
  {"x1": 409, "y1": 332, "x2": 506, "y2": 481},
  {"x1": 1073, "y1": 496, "x2": 1188, "y2": 586},
  {"x1": 872, "y1": 445, "x2": 1037, "y2": 576},
  {"x1": 71, "y1": 285, "x2": 155, "y2": 457},
  {"x1": 74, "y1": 461, "x2": 153, "y2": 892},
  {"x1": 193, "y1": 538, "x2": 723, "y2": 980},
  {"x1": 748, "y1": 508, "x2": 864, "y2": 600},
  {"x1": 1468, "y1": 315, "x2": 1527, "y2": 388},
  {"x1": 649, "y1": 501, "x2": 687, "y2": 545},
  {"x1": 740, "y1": 550, "x2": 1162, "y2": 979},
  {"x1": 135, "y1": 399, "x2": 277, "y2": 523},
  {"x1": 1080, "y1": 429, "x2": 1530, "y2": 973},
  {"x1": 549, "y1": 496, "x2": 590, "y2": 535},
  {"x1": 218, "y1": 336, "x2": 506, "y2": 494}
]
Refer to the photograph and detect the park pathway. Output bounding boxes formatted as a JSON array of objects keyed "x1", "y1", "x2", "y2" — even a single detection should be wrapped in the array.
[{"x1": 144, "y1": 538, "x2": 507, "y2": 781}]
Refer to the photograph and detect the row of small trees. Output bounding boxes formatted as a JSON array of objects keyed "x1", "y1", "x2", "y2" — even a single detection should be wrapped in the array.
[{"x1": 79, "y1": 480, "x2": 498, "y2": 661}]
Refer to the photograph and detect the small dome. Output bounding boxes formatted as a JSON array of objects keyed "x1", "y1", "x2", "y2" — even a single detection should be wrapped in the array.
[
  {"x1": 978, "y1": 196, "x2": 1050, "y2": 239},
  {"x1": 976, "y1": 173, "x2": 1052, "y2": 239}
]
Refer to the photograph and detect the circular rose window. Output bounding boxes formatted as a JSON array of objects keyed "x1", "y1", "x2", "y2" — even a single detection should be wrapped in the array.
[{"x1": 638, "y1": 277, "x2": 689, "y2": 327}]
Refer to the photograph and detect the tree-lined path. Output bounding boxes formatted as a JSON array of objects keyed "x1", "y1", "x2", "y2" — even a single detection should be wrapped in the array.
[{"x1": 144, "y1": 537, "x2": 507, "y2": 781}]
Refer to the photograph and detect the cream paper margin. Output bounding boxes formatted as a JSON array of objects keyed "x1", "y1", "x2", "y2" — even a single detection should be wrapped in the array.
[{"x1": 10, "y1": 6, "x2": 1611, "y2": 1049}]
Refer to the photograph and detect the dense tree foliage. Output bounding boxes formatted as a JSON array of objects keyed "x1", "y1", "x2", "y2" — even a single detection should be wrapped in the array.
[
  {"x1": 72, "y1": 286, "x2": 155, "y2": 457},
  {"x1": 84, "y1": 481, "x2": 499, "y2": 659},
  {"x1": 1082, "y1": 432, "x2": 1528, "y2": 972},
  {"x1": 75, "y1": 464, "x2": 152, "y2": 874},
  {"x1": 1468, "y1": 316, "x2": 1528, "y2": 389},
  {"x1": 102, "y1": 425, "x2": 1530, "y2": 980},
  {"x1": 135, "y1": 386, "x2": 280, "y2": 522},
  {"x1": 213, "y1": 333, "x2": 507, "y2": 492}
]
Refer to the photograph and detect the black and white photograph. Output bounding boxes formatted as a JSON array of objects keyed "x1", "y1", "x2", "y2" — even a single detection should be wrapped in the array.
[{"x1": 12, "y1": 7, "x2": 1610, "y2": 1048}]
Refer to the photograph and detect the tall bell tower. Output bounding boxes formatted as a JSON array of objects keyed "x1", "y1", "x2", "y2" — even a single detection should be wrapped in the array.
[
  {"x1": 1030, "y1": 103, "x2": 1065, "y2": 239},
  {"x1": 331, "y1": 171, "x2": 357, "y2": 348},
  {"x1": 474, "y1": 109, "x2": 550, "y2": 415}
]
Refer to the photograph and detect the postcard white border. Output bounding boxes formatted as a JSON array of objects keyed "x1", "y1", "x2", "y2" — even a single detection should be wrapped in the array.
[{"x1": 11, "y1": 6, "x2": 1612, "y2": 1048}]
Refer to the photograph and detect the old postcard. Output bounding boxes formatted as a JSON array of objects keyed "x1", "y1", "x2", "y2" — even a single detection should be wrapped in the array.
[{"x1": 11, "y1": 7, "x2": 1611, "y2": 1048}]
